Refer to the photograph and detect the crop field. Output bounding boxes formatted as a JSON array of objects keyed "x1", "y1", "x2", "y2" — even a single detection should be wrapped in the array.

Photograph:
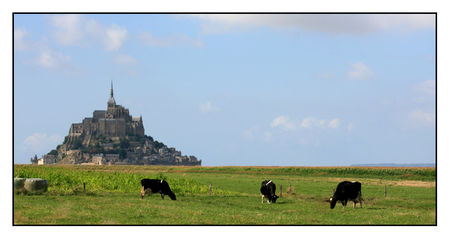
[{"x1": 13, "y1": 165, "x2": 436, "y2": 225}]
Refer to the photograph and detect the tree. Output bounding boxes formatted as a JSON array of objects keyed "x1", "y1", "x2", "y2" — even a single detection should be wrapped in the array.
[
  {"x1": 119, "y1": 137, "x2": 130, "y2": 149},
  {"x1": 30, "y1": 154, "x2": 38, "y2": 164},
  {"x1": 153, "y1": 140, "x2": 165, "y2": 149},
  {"x1": 48, "y1": 149, "x2": 58, "y2": 155},
  {"x1": 119, "y1": 149, "x2": 127, "y2": 159}
]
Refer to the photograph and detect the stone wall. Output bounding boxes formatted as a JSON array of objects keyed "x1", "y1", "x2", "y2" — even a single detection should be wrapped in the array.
[{"x1": 98, "y1": 118, "x2": 126, "y2": 137}]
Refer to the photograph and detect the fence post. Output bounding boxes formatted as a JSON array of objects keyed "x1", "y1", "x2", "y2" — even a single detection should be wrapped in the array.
[
  {"x1": 280, "y1": 184, "x2": 282, "y2": 197},
  {"x1": 384, "y1": 185, "x2": 387, "y2": 197},
  {"x1": 83, "y1": 182, "x2": 86, "y2": 193},
  {"x1": 209, "y1": 184, "x2": 212, "y2": 196}
]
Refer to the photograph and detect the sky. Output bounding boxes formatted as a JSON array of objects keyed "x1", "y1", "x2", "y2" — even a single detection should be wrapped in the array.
[{"x1": 13, "y1": 14, "x2": 436, "y2": 166}]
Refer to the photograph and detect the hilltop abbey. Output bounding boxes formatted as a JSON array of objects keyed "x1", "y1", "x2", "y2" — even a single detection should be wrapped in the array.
[
  {"x1": 31, "y1": 83, "x2": 201, "y2": 166},
  {"x1": 68, "y1": 83, "x2": 145, "y2": 140}
]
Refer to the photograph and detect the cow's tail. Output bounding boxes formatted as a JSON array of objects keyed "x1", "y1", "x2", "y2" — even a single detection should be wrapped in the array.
[{"x1": 140, "y1": 185, "x2": 145, "y2": 199}]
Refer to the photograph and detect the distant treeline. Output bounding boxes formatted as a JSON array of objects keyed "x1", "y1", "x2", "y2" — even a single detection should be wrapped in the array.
[{"x1": 351, "y1": 163, "x2": 436, "y2": 167}]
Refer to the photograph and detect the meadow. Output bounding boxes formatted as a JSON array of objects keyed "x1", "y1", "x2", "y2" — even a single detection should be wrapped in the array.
[{"x1": 13, "y1": 165, "x2": 436, "y2": 225}]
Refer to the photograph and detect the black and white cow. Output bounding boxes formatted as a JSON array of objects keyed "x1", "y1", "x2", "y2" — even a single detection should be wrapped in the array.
[
  {"x1": 260, "y1": 180, "x2": 279, "y2": 204},
  {"x1": 140, "y1": 179, "x2": 177, "y2": 200},
  {"x1": 329, "y1": 181, "x2": 363, "y2": 209}
]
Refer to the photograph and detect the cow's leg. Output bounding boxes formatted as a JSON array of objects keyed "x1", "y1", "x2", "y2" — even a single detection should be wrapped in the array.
[
  {"x1": 161, "y1": 193, "x2": 165, "y2": 200},
  {"x1": 343, "y1": 200, "x2": 347, "y2": 208},
  {"x1": 353, "y1": 201, "x2": 356, "y2": 208},
  {"x1": 140, "y1": 186, "x2": 145, "y2": 199},
  {"x1": 359, "y1": 192, "x2": 363, "y2": 208},
  {"x1": 261, "y1": 195, "x2": 264, "y2": 204}
]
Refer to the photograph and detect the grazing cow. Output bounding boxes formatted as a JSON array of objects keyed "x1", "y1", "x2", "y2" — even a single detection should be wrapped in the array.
[
  {"x1": 329, "y1": 181, "x2": 363, "y2": 209},
  {"x1": 260, "y1": 180, "x2": 279, "y2": 204},
  {"x1": 140, "y1": 179, "x2": 176, "y2": 200}
]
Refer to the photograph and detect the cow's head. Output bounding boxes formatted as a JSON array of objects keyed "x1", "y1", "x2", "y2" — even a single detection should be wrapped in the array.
[
  {"x1": 329, "y1": 197, "x2": 337, "y2": 209},
  {"x1": 169, "y1": 193, "x2": 177, "y2": 200},
  {"x1": 271, "y1": 195, "x2": 279, "y2": 203}
]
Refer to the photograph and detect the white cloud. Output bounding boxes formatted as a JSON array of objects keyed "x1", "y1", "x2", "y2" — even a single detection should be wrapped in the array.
[
  {"x1": 14, "y1": 28, "x2": 75, "y2": 72},
  {"x1": 271, "y1": 115, "x2": 341, "y2": 130},
  {"x1": 300, "y1": 117, "x2": 315, "y2": 128},
  {"x1": 14, "y1": 28, "x2": 28, "y2": 50},
  {"x1": 410, "y1": 109, "x2": 435, "y2": 125},
  {"x1": 103, "y1": 25, "x2": 128, "y2": 51},
  {"x1": 199, "y1": 101, "x2": 219, "y2": 113},
  {"x1": 191, "y1": 14, "x2": 434, "y2": 35},
  {"x1": 50, "y1": 14, "x2": 85, "y2": 46},
  {"x1": 328, "y1": 118, "x2": 340, "y2": 128},
  {"x1": 49, "y1": 14, "x2": 128, "y2": 51},
  {"x1": 23, "y1": 133, "x2": 62, "y2": 152},
  {"x1": 370, "y1": 14, "x2": 435, "y2": 32},
  {"x1": 137, "y1": 31, "x2": 204, "y2": 48},
  {"x1": 270, "y1": 115, "x2": 297, "y2": 131},
  {"x1": 245, "y1": 116, "x2": 345, "y2": 145},
  {"x1": 113, "y1": 54, "x2": 138, "y2": 65},
  {"x1": 413, "y1": 80, "x2": 435, "y2": 95},
  {"x1": 348, "y1": 62, "x2": 375, "y2": 80},
  {"x1": 85, "y1": 20, "x2": 128, "y2": 51},
  {"x1": 35, "y1": 49, "x2": 71, "y2": 69}
]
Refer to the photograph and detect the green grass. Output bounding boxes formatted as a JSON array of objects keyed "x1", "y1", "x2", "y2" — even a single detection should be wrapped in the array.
[{"x1": 13, "y1": 165, "x2": 436, "y2": 225}]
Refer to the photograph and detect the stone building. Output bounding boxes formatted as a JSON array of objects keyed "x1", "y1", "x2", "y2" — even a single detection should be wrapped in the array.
[
  {"x1": 68, "y1": 82, "x2": 144, "y2": 140},
  {"x1": 38, "y1": 155, "x2": 56, "y2": 165}
]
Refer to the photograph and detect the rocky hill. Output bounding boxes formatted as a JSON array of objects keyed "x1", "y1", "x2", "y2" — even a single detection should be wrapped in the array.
[{"x1": 31, "y1": 83, "x2": 201, "y2": 166}]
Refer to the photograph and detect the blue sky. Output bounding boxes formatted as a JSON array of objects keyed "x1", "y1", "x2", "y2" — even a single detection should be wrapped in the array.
[{"x1": 13, "y1": 14, "x2": 436, "y2": 166}]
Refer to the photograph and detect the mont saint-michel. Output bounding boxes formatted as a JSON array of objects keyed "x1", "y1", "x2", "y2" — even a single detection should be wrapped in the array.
[{"x1": 31, "y1": 83, "x2": 201, "y2": 166}]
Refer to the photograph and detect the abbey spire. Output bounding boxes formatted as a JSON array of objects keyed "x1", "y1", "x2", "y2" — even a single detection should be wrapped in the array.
[
  {"x1": 110, "y1": 81, "x2": 114, "y2": 98},
  {"x1": 107, "y1": 81, "x2": 116, "y2": 108}
]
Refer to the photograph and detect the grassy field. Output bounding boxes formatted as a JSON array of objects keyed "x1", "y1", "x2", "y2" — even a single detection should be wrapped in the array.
[{"x1": 13, "y1": 165, "x2": 436, "y2": 225}]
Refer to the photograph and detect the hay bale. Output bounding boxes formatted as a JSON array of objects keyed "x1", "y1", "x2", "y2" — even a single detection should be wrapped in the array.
[
  {"x1": 24, "y1": 178, "x2": 48, "y2": 193},
  {"x1": 14, "y1": 178, "x2": 26, "y2": 193}
]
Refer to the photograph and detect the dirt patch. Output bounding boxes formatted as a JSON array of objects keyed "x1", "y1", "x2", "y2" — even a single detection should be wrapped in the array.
[
  {"x1": 293, "y1": 177, "x2": 435, "y2": 188},
  {"x1": 391, "y1": 180, "x2": 435, "y2": 188},
  {"x1": 341, "y1": 178, "x2": 434, "y2": 188}
]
